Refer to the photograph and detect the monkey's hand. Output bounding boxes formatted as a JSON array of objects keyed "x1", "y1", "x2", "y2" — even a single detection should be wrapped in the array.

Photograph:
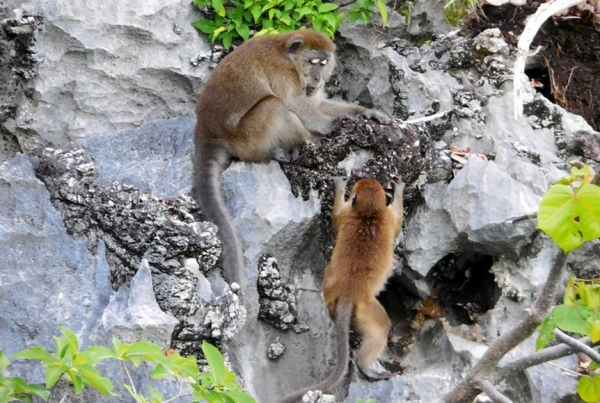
[
  {"x1": 391, "y1": 176, "x2": 405, "y2": 195},
  {"x1": 333, "y1": 176, "x2": 348, "y2": 192},
  {"x1": 362, "y1": 108, "x2": 392, "y2": 125}
]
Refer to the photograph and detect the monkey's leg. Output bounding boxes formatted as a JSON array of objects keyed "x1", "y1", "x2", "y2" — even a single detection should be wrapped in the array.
[
  {"x1": 235, "y1": 96, "x2": 313, "y2": 162},
  {"x1": 354, "y1": 299, "x2": 393, "y2": 381}
]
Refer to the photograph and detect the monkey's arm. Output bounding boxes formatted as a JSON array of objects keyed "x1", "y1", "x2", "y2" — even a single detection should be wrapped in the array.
[
  {"x1": 389, "y1": 178, "x2": 405, "y2": 237},
  {"x1": 332, "y1": 177, "x2": 348, "y2": 232},
  {"x1": 318, "y1": 99, "x2": 391, "y2": 124}
]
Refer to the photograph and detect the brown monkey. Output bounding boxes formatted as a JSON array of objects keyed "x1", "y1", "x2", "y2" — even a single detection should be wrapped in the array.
[
  {"x1": 278, "y1": 177, "x2": 404, "y2": 403},
  {"x1": 193, "y1": 29, "x2": 389, "y2": 287}
]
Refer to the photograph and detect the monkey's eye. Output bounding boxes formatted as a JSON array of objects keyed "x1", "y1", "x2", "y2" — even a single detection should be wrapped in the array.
[
  {"x1": 310, "y1": 58, "x2": 321, "y2": 65},
  {"x1": 321, "y1": 60, "x2": 328, "y2": 66}
]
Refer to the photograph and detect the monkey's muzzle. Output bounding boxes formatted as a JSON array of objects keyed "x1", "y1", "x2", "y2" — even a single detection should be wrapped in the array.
[{"x1": 306, "y1": 86, "x2": 317, "y2": 96}]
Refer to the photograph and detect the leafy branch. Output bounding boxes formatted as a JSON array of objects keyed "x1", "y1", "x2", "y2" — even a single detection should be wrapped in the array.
[
  {"x1": 439, "y1": 162, "x2": 600, "y2": 403},
  {"x1": 0, "y1": 327, "x2": 255, "y2": 403},
  {"x1": 192, "y1": 0, "x2": 387, "y2": 50}
]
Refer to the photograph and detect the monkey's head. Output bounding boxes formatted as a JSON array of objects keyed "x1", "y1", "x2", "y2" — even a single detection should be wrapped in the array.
[
  {"x1": 286, "y1": 30, "x2": 336, "y2": 96},
  {"x1": 350, "y1": 178, "x2": 387, "y2": 216}
]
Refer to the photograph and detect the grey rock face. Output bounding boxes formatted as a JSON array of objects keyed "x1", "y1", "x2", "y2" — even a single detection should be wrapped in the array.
[
  {"x1": 0, "y1": 6, "x2": 43, "y2": 161},
  {"x1": 1, "y1": 1, "x2": 596, "y2": 402},
  {"x1": 13, "y1": 0, "x2": 210, "y2": 153},
  {"x1": 257, "y1": 254, "x2": 303, "y2": 332}
]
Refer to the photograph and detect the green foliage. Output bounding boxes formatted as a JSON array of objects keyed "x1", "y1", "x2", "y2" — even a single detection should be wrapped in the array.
[
  {"x1": 536, "y1": 276, "x2": 600, "y2": 402},
  {"x1": 443, "y1": 0, "x2": 479, "y2": 26},
  {"x1": 0, "y1": 351, "x2": 50, "y2": 403},
  {"x1": 357, "y1": 399, "x2": 377, "y2": 403},
  {"x1": 13, "y1": 326, "x2": 114, "y2": 396},
  {"x1": 2, "y1": 328, "x2": 255, "y2": 403},
  {"x1": 537, "y1": 163, "x2": 600, "y2": 252},
  {"x1": 535, "y1": 163, "x2": 600, "y2": 402},
  {"x1": 192, "y1": 0, "x2": 388, "y2": 50}
]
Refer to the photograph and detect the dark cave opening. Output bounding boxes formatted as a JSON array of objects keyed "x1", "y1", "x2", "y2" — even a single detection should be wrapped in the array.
[
  {"x1": 426, "y1": 252, "x2": 502, "y2": 326},
  {"x1": 524, "y1": 66, "x2": 555, "y2": 104}
]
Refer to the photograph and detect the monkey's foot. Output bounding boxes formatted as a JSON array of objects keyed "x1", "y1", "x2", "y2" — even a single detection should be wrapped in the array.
[
  {"x1": 273, "y1": 147, "x2": 299, "y2": 165},
  {"x1": 358, "y1": 365, "x2": 394, "y2": 381}
]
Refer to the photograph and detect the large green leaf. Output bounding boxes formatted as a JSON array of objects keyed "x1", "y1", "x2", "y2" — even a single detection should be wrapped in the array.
[
  {"x1": 553, "y1": 302, "x2": 591, "y2": 336},
  {"x1": 579, "y1": 374, "x2": 600, "y2": 403},
  {"x1": 538, "y1": 183, "x2": 600, "y2": 252},
  {"x1": 13, "y1": 347, "x2": 53, "y2": 363},
  {"x1": 202, "y1": 342, "x2": 225, "y2": 385}
]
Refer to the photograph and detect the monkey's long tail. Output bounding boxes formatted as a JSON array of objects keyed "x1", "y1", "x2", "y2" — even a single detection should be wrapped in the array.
[
  {"x1": 193, "y1": 144, "x2": 245, "y2": 288},
  {"x1": 277, "y1": 298, "x2": 352, "y2": 403}
]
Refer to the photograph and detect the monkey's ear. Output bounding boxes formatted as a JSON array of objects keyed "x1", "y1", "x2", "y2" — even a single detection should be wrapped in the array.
[
  {"x1": 352, "y1": 194, "x2": 358, "y2": 207},
  {"x1": 287, "y1": 36, "x2": 303, "y2": 54}
]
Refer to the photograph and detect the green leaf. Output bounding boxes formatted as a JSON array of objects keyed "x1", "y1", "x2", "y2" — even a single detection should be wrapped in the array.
[
  {"x1": 10, "y1": 377, "x2": 50, "y2": 400},
  {"x1": 213, "y1": 26, "x2": 227, "y2": 40},
  {"x1": 78, "y1": 365, "x2": 113, "y2": 396},
  {"x1": 213, "y1": 0, "x2": 226, "y2": 17},
  {"x1": 223, "y1": 390, "x2": 257, "y2": 403},
  {"x1": 82, "y1": 346, "x2": 116, "y2": 365},
  {"x1": 262, "y1": 0, "x2": 278, "y2": 12},
  {"x1": 125, "y1": 341, "x2": 163, "y2": 358},
  {"x1": 348, "y1": 11, "x2": 361, "y2": 23},
  {"x1": 70, "y1": 373, "x2": 84, "y2": 395},
  {"x1": 45, "y1": 363, "x2": 67, "y2": 389},
  {"x1": 538, "y1": 183, "x2": 600, "y2": 252},
  {"x1": 579, "y1": 374, "x2": 600, "y2": 403},
  {"x1": 236, "y1": 24, "x2": 250, "y2": 41},
  {"x1": 13, "y1": 347, "x2": 53, "y2": 363},
  {"x1": 173, "y1": 355, "x2": 200, "y2": 379},
  {"x1": 317, "y1": 3, "x2": 338, "y2": 13},
  {"x1": 203, "y1": 342, "x2": 226, "y2": 385},
  {"x1": 580, "y1": 284, "x2": 600, "y2": 310},
  {"x1": 375, "y1": 0, "x2": 388, "y2": 26},
  {"x1": 150, "y1": 364, "x2": 172, "y2": 380},
  {"x1": 58, "y1": 327, "x2": 79, "y2": 353},
  {"x1": 590, "y1": 319, "x2": 600, "y2": 343},
  {"x1": 577, "y1": 184, "x2": 600, "y2": 242},
  {"x1": 193, "y1": 19, "x2": 218, "y2": 35},
  {"x1": 536, "y1": 315, "x2": 556, "y2": 351},
  {"x1": 0, "y1": 352, "x2": 10, "y2": 372},
  {"x1": 553, "y1": 302, "x2": 591, "y2": 336},
  {"x1": 222, "y1": 32, "x2": 234, "y2": 50},
  {"x1": 250, "y1": 3, "x2": 262, "y2": 22},
  {"x1": 197, "y1": 390, "x2": 226, "y2": 403}
]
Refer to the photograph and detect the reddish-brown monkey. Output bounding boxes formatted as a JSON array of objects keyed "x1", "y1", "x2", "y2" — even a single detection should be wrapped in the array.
[
  {"x1": 193, "y1": 30, "x2": 389, "y2": 287},
  {"x1": 279, "y1": 177, "x2": 404, "y2": 403}
]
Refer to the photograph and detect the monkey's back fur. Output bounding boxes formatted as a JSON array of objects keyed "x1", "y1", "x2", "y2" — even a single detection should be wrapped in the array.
[
  {"x1": 323, "y1": 179, "x2": 397, "y2": 316},
  {"x1": 196, "y1": 30, "x2": 335, "y2": 162}
]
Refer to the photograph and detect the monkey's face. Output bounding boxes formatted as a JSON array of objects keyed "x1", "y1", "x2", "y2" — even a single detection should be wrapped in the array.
[{"x1": 299, "y1": 49, "x2": 334, "y2": 97}]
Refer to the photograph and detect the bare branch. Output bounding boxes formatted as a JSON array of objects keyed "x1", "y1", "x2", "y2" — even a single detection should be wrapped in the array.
[
  {"x1": 476, "y1": 379, "x2": 513, "y2": 403},
  {"x1": 513, "y1": 0, "x2": 586, "y2": 118},
  {"x1": 441, "y1": 249, "x2": 569, "y2": 403},
  {"x1": 497, "y1": 336, "x2": 593, "y2": 378},
  {"x1": 553, "y1": 329, "x2": 600, "y2": 363}
]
